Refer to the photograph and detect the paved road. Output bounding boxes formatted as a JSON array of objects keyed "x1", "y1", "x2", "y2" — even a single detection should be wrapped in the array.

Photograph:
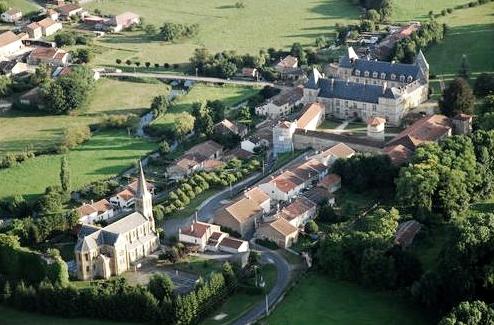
[
  {"x1": 232, "y1": 243, "x2": 291, "y2": 325},
  {"x1": 102, "y1": 72, "x2": 276, "y2": 88}
]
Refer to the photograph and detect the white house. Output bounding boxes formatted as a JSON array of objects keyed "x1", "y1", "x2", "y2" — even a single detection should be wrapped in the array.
[
  {"x1": 76, "y1": 199, "x2": 114, "y2": 224},
  {"x1": 0, "y1": 31, "x2": 23, "y2": 57},
  {"x1": 179, "y1": 220, "x2": 249, "y2": 253},
  {"x1": 255, "y1": 87, "x2": 303, "y2": 118},
  {"x1": 110, "y1": 188, "x2": 135, "y2": 208},
  {"x1": 259, "y1": 171, "x2": 305, "y2": 202},
  {"x1": 1, "y1": 9, "x2": 22, "y2": 23}
]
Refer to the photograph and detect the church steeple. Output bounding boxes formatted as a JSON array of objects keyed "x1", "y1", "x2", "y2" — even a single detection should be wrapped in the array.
[{"x1": 135, "y1": 161, "x2": 153, "y2": 222}]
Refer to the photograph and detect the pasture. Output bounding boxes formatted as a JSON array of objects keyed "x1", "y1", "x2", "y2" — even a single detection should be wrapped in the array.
[
  {"x1": 0, "y1": 78, "x2": 168, "y2": 155},
  {"x1": 85, "y1": 0, "x2": 360, "y2": 65},
  {"x1": 266, "y1": 274, "x2": 434, "y2": 325},
  {"x1": 151, "y1": 84, "x2": 260, "y2": 130},
  {"x1": 393, "y1": 0, "x2": 476, "y2": 21},
  {"x1": 0, "y1": 129, "x2": 157, "y2": 200},
  {"x1": 2, "y1": 0, "x2": 39, "y2": 14},
  {"x1": 425, "y1": 2, "x2": 494, "y2": 77}
]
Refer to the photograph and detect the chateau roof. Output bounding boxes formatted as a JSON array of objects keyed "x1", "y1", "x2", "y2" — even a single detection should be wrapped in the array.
[
  {"x1": 318, "y1": 78, "x2": 397, "y2": 103},
  {"x1": 339, "y1": 50, "x2": 421, "y2": 82}
]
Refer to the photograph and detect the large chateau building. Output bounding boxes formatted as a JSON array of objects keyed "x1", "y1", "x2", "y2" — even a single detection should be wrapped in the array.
[
  {"x1": 74, "y1": 163, "x2": 159, "y2": 280},
  {"x1": 303, "y1": 47, "x2": 429, "y2": 126}
]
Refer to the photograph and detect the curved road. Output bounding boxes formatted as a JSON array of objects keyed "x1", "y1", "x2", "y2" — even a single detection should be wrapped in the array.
[{"x1": 232, "y1": 243, "x2": 291, "y2": 325}]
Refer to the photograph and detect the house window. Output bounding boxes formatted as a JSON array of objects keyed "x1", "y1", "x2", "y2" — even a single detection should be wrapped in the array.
[
  {"x1": 363, "y1": 103, "x2": 367, "y2": 110},
  {"x1": 345, "y1": 101, "x2": 349, "y2": 107},
  {"x1": 380, "y1": 73, "x2": 386, "y2": 79},
  {"x1": 372, "y1": 104, "x2": 377, "y2": 112},
  {"x1": 356, "y1": 78, "x2": 360, "y2": 83},
  {"x1": 86, "y1": 266, "x2": 89, "y2": 272},
  {"x1": 373, "y1": 80, "x2": 377, "y2": 85},
  {"x1": 399, "y1": 75, "x2": 405, "y2": 82},
  {"x1": 85, "y1": 253, "x2": 89, "y2": 261},
  {"x1": 372, "y1": 72, "x2": 378, "y2": 78}
]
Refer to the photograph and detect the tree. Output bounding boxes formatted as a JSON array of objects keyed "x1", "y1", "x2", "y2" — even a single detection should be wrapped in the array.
[
  {"x1": 0, "y1": 75, "x2": 11, "y2": 97},
  {"x1": 457, "y1": 54, "x2": 470, "y2": 79},
  {"x1": 159, "y1": 140, "x2": 170, "y2": 155},
  {"x1": 0, "y1": 2, "x2": 8, "y2": 13},
  {"x1": 305, "y1": 220, "x2": 319, "y2": 234},
  {"x1": 72, "y1": 48, "x2": 93, "y2": 63},
  {"x1": 207, "y1": 100, "x2": 226, "y2": 123},
  {"x1": 116, "y1": 59, "x2": 122, "y2": 64},
  {"x1": 439, "y1": 301, "x2": 494, "y2": 325},
  {"x1": 439, "y1": 78, "x2": 475, "y2": 117},
  {"x1": 144, "y1": 24, "x2": 157, "y2": 36},
  {"x1": 147, "y1": 273, "x2": 174, "y2": 302},
  {"x1": 145, "y1": 62, "x2": 151, "y2": 68},
  {"x1": 366, "y1": 9, "x2": 380, "y2": 22},
  {"x1": 54, "y1": 32, "x2": 76, "y2": 47},
  {"x1": 290, "y1": 42, "x2": 307, "y2": 65},
  {"x1": 126, "y1": 60, "x2": 132, "y2": 65},
  {"x1": 174, "y1": 113, "x2": 195, "y2": 140},
  {"x1": 151, "y1": 95, "x2": 169, "y2": 115},
  {"x1": 41, "y1": 66, "x2": 95, "y2": 114},
  {"x1": 191, "y1": 102, "x2": 214, "y2": 137},
  {"x1": 60, "y1": 156, "x2": 70, "y2": 193}
]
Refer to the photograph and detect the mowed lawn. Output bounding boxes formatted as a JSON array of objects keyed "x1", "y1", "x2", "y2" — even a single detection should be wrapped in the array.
[
  {"x1": 267, "y1": 274, "x2": 434, "y2": 325},
  {"x1": 151, "y1": 84, "x2": 260, "y2": 130},
  {"x1": 85, "y1": 0, "x2": 359, "y2": 65},
  {"x1": 1, "y1": 0, "x2": 39, "y2": 14},
  {"x1": 392, "y1": 0, "x2": 473, "y2": 21},
  {"x1": 0, "y1": 306, "x2": 133, "y2": 325},
  {"x1": 425, "y1": 2, "x2": 494, "y2": 77},
  {"x1": 0, "y1": 78, "x2": 168, "y2": 155},
  {"x1": 0, "y1": 130, "x2": 157, "y2": 200}
]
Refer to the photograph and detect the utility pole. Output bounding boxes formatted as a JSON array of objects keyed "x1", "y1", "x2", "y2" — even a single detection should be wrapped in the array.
[{"x1": 265, "y1": 294, "x2": 269, "y2": 316}]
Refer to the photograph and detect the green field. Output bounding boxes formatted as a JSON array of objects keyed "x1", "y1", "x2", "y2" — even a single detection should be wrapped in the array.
[
  {"x1": 151, "y1": 84, "x2": 260, "y2": 130},
  {"x1": 0, "y1": 129, "x2": 156, "y2": 200},
  {"x1": 393, "y1": 0, "x2": 472, "y2": 21},
  {"x1": 425, "y1": 2, "x2": 494, "y2": 77},
  {"x1": 85, "y1": 0, "x2": 360, "y2": 65},
  {"x1": 2, "y1": 0, "x2": 39, "y2": 14},
  {"x1": 266, "y1": 274, "x2": 434, "y2": 325},
  {"x1": 0, "y1": 78, "x2": 168, "y2": 156}
]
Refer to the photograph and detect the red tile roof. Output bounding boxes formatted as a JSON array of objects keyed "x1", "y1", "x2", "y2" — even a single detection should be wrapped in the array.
[
  {"x1": 367, "y1": 116, "x2": 386, "y2": 126},
  {"x1": 318, "y1": 173, "x2": 341, "y2": 189},
  {"x1": 180, "y1": 222, "x2": 210, "y2": 238},
  {"x1": 0, "y1": 31, "x2": 20, "y2": 47},
  {"x1": 386, "y1": 114, "x2": 452, "y2": 151},
  {"x1": 383, "y1": 144, "x2": 413, "y2": 165},
  {"x1": 282, "y1": 197, "x2": 316, "y2": 221},
  {"x1": 91, "y1": 199, "x2": 112, "y2": 214}
]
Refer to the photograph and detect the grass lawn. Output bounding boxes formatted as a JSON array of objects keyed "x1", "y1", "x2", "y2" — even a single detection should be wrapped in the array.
[
  {"x1": 266, "y1": 273, "x2": 434, "y2": 325},
  {"x1": 2, "y1": 0, "x2": 39, "y2": 14},
  {"x1": 392, "y1": 0, "x2": 472, "y2": 21},
  {"x1": 174, "y1": 255, "x2": 224, "y2": 278},
  {"x1": 425, "y1": 3, "x2": 494, "y2": 78},
  {"x1": 0, "y1": 306, "x2": 131, "y2": 325},
  {"x1": 0, "y1": 129, "x2": 157, "y2": 200},
  {"x1": 317, "y1": 119, "x2": 342, "y2": 130},
  {"x1": 84, "y1": 0, "x2": 359, "y2": 65},
  {"x1": 0, "y1": 78, "x2": 168, "y2": 156},
  {"x1": 202, "y1": 264, "x2": 277, "y2": 325},
  {"x1": 151, "y1": 84, "x2": 259, "y2": 130}
]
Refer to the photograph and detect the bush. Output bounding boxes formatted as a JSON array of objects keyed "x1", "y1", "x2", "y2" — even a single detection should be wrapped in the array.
[
  {"x1": 60, "y1": 125, "x2": 91, "y2": 151},
  {"x1": 305, "y1": 220, "x2": 319, "y2": 234}
]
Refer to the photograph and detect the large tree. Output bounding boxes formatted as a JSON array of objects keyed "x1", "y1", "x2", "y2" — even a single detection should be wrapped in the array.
[
  {"x1": 439, "y1": 78, "x2": 475, "y2": 117},
  {"x1": 60, "y1": 156, "x2": 71, "y2": 193},
  {"x1": 439, "y1": 300, "x2": 494, "y2": 325}
]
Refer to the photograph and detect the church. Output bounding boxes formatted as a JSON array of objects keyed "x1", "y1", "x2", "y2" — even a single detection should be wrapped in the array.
[
  {"x1": 303, "y1": 47, "x2": 430, "y2": 126},
  {"x1": 74, "y1": 162, "x2": 160, "y2": 280}
]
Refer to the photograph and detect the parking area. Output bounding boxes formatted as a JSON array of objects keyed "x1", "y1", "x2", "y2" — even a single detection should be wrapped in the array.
[{"x1": 122, "y1": 257, "x2": 199, "y2": 294}]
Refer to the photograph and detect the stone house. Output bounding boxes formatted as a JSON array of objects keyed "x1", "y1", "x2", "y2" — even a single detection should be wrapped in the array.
[
  {"x1": 256, "y1": 217, "x2": 298, "y2": 248},
  {"x1": 1, "y1": 9, "x2": 22, "y2": 23},
  {"x1": 0, "y1": 31, "x2": 23, "y2": 57},
  {"x1": 37, "y1": 17, "x2": 63, "y2": 36},
  {"x1": 76, "y1": 199, "x2": 115, "y2": 225},
  {"x1": 25, "y1": 22, "x2": 43, "y2": 39},
  {"x1": 255, "y1": 86, "x2": 303, "y2": 118},
  {"x1": 27, "y1": 47, "x2": 69, "y2": 66}
]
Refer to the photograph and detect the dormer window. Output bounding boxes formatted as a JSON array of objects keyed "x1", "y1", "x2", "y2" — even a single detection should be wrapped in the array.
[
  {"x1": 364, "y1": 71, "x2": 369, "y2": 77},
  {"x1": 380, "y1": 73, "x2": 386, "y2": 79},
  {"x1": 355, "y1": 70, "x2": 360, "y2": 76},
  {"x1": 407, "y1": 75, "x2": 413, "y2": 82},
  {"x1": 372, "y1": 72, "x2": 378, "y2": 78},
  {"x1": 399, "y1": 75, "x2": 405, "y2": 82},
  {"x1": 391, "y1": 74, "x2": 396, "y2": 80}
]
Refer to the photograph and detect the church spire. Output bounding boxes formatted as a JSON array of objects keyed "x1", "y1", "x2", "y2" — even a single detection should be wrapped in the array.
[
  {"x1": 137, "y1": 160, "x2": 149, "y2": 197},
  {"x1": 135, "y1": 160, "x2": 153, "y2": 222}
]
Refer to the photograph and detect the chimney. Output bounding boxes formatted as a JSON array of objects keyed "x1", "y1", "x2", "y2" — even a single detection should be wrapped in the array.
[
  {"x1": 330, "y1": 78, "x2": 334, "y2": 91},
  {"x1": 383, "y1": 81, "x2": 387, "y2": 94},
  {"x1": 91, "y1": 199, "x2": 94, "y2": 205}
]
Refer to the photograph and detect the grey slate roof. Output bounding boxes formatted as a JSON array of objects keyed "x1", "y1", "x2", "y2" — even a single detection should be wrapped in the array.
[
  {"x1": 339, "y1": 55, "x2": 421, "y2": 82},
  {"x1": 318, "y1": 78, "x2": 396, "y2": 103}
]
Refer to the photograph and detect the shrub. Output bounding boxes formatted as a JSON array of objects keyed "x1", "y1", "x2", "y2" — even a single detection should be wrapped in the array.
[{"x1": 60, "y1": 125, "x2": 91, "y2": 151}]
